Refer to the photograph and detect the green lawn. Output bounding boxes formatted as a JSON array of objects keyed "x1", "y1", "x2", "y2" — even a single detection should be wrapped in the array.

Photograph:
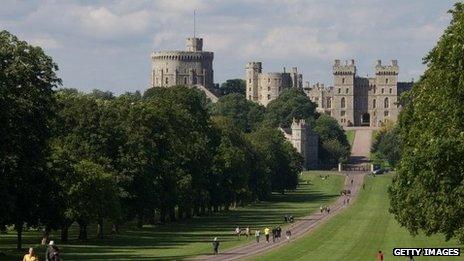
[
  {"x1": 346, "y1": 130, "x2": 355, "y2": 147},
  {"x1": 0, "y1": 172, "x2": 343, "y2": 261},
  {"x1": 251, "y1": 174, "x2": 462, "y2": 261}
]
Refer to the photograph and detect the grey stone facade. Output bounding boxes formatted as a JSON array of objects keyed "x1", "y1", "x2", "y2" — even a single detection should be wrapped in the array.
[
  {"x1": 280, "y1": 119, "x2": 319, "y2": 169},
  {"x1": 245, "y1": 62, "x2": 302, "y2": 106},
  {"x1": 305, "y1": 59, "x2": 413, "y2": 127},
  {"x1": 151, "y1": 37, "x2": 214, "y2": 89}
]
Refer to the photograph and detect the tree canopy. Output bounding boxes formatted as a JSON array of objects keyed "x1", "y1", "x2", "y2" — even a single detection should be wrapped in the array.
[
  {"x1": 264, "y1": 88, "x2": 316, "y2": 128},
  {"x1": 389, "y1": 3, "x2": 464, "y2": 242},
  {"x1": 219, "y1": 79, "x2": 246, "y2": 95}
]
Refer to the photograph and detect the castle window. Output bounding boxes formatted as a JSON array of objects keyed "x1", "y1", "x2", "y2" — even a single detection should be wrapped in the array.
[
  {"x1": 341, "y1": 111, "x2": 346, "y2": 116},
  {"x1": 327, "y1": 98, "x2": 332, "y2": 108},
  {"x1": 165, "y1": 77, "x2": 168, "y2": 85},
  {"x1": 184, "y1": 77, "x2": 187, "y2": 84},
  {"x1": 249, "y1": 79, "x2": 251, "y2": 83},
  {"x1": 338, "y1": 88, "x2": 341, "y2": 94},
  {"x1": 248, "y1": 95, "x2": 251, "y2": 99},
  {"x1": 342, "y1": 78, "x2": 345, "y2": 84},
  {"x1": 389, "y1": 88, "x2": 392, "y2": 94},
  {"x1": 268, "y1": 86, "x2": 271, "y2": 91},
  {"x1": 373, "y1": 99, "x2": 376, "y2": 109},
  {"x1": 341, "y1": 97, "x2": 346, "y2": 108},
  {"x1": 267, "y1": 94, "x2": 271, "y2": 100},
  {"x1": 249, "y1": 88, "x2": 251, "y2": 91},
  {"x1": 386, "y1": 78, "x2": 389, "y2": 84},
  {"x1": 374, "y1": 87, "x2": 376, "y2": 94},
  {"x1": 381, "y1": 88, "x2": 384, "y2": 94},
  {"x1": 268, "y1": 78, "x2": 270, "y2": 83},
  {"x1": 384, "y1": 97, "x2": 389, "y2": 108},
  {"x1": 384, "y1": 110, "x2": 389, "y2": 117},
  {"x1": 346, "y1": 88, "x2": 349, "y2": 94},
  {"x1": 166, "y1": 68, "x2": 168, "y2": 73}
]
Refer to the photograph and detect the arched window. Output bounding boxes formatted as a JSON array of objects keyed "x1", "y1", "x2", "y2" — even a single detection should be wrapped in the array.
[
  {"x1": 373, "y1": 99, "x2": 376, "y2": 109},
  {"x1": 384, "y1": 97, "x2": 389, "y2": 108},
  {"x1": 327, "y1": 98, "x2": 332, "y2": 108},
  {"x1": 342, "y1": 78, "x2": 345, "y2": 84},
  {"x1": 341, "y1": 97, "x2": 346, "y2": 108}
]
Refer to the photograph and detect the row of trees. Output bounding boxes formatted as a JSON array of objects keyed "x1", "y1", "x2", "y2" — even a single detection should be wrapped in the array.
[
  {"x1": 212, "y1": 89, "x2": 351, "y2": 166},
  {"x1": 389, "y1": 3, "x2": 464, "y2": 243},
  {"x1": 0, "y1": 30, "x2": 306, "y2": 249},
  {"x1": 370, "y1": 120, "x2": 402, "y2": 168}
]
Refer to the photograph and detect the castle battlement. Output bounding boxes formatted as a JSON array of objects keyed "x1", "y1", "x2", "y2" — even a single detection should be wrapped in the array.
[
  {"x1": 333, "y1": 59, "x2": 356, "y2": 75},
  {"x1": 375, "y1": 60, "x2": 399, "y2": 75}
]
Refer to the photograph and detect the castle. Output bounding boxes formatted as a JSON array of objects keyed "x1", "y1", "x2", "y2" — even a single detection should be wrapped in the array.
[
  {"x1": 151, "y1": 37, "x2": 214, "y2": 89},
  {"x1": 280, "y1": 119, "x2": 319, "y2": 169},
  {"x1": 245, "y1": 62, "x2": 302, "y2": 106},
  {"x1": 306, "y1": 59, "x2": 413, "y2": 127},
  {"x1": 246, "y1": 59, "x2": 413, "y2": 127}
]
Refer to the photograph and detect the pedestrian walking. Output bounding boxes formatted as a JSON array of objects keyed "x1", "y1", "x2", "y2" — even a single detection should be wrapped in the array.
[
  {"x1": 347, "y1": 197, "x2": 350, "y2": 204},
  {"x1": 245, "y1": 227, "x2": 250, "y2": 238},
  {"x1": 235, "y1": 227, "x2": 240, "y2": 240},
  {"x1": 377, "y1": 250, "x2": 384, "y2": 261},
  {"x1": 264, "y1": 227, "x2": 270, "y2": 243},
  {"x1": 255, "y1": 229, "x2": 260, "y2": 243},
  {"x1": 23, "y1": 247, "x2": 38, "y2": 261},
  {"x1": 320, "y1": 205, "x2": 323, "y2": 213},
  {"x1": 276, "y1": 226, "x2": 281, "y2": 240},
  {"x1": 45, "y1": 241, "x2": 60, "y2": 261},
  {"x1": 327, "y1": 206, "x2": 331, "y2": 214},
  {"x1": 271, "y1": 227, "x2": 276, "y2": 242},
  {"x1": 351, "y1": 179, "x2": 354, "y2": 185},
  {"x1": 212, "y1": 237, "x2": 220, "y2": 255},
  {"x1": 285, "y1": 229, "x2": 292, "y2": 241}
]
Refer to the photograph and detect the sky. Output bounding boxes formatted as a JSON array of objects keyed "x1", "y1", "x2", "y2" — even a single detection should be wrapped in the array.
[{"x1": 1, "y1": 0, "x2": 456, "y2": 94}]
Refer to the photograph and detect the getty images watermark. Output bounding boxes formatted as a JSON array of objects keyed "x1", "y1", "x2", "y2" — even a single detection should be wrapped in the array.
[{"x1": 393, "y1": 248, "x2": 460, "y2": 257}]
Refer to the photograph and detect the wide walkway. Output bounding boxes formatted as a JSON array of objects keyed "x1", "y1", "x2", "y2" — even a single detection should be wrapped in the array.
[
  {"x1": 349, "y1": 129, "x2": 373, "y2": 164},
  {"x1": 194, "y1": 172, "x2": 365, "y2": 261}
]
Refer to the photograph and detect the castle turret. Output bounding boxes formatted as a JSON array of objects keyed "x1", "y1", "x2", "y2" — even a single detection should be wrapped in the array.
[
  {"x1": 333, "y1": 59, "x2": 356, "y2": 126},
  {"x1": 291, "y1": 119, "x2": 307, "y2": 158},
  {"x1": 245, "y1": 62, "x2": 262, "y2": 102},
  {"x1": 186, "y1": 37, "x2": 203, "y2": 52}
]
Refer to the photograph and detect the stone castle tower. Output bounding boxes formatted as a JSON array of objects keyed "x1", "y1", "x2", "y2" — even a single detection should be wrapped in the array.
[
  {"x1": 151, "y1": 37, "x2": 214, "y2": 89},
  {"x1": 281, "y1": 119, "x2": 319, "y2": 169},
  {"x1": 245, "y1": 62, "x2": 302, "y2": 106},
  {"x1": 305, "y1": 59, "x2": 411, "y2": 127}
]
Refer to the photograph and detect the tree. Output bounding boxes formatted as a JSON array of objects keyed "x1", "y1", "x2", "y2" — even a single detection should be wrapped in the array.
[
  {"x1": 0, "y1": 30, "x2": 60, "y2": 250},
  {"x1": 247, "y1": 126, "x2": 302, "y2": 195},
  {"x1": 219, "y1": 79, "x2": 246, "y2": 95},
  {"x1": 389, "y1": 3, "x2": 464, "y2": 242},
  {"x1": 371, "y1": 121, "x2": 402, "y2": 168},
  {"x1": 313, "y1": 114, "x2": 350, "y2": 165},
  {"x1": 212, "y1": 93, "x2": 266, "y2": 132},
  {"x1": 66, "y1": 160, "x2": 120, "y2": 241},
  {"x1": 264, "y1": 88, "x2": 316, "y2": 128}
]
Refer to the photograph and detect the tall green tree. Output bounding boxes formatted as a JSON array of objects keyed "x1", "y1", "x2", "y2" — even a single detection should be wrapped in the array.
[
  {"x1": 212, "y1": 93, "x2": 266, "y2": 132},
  {"x1": 0, "y1": 30, "x2": 60, "y2": 250},
  {"x1": 264, "y1": 88, "x2": 316, "y2": 128},
  {"x1": 314, "y1": 114, "x2": 350, "y2": 165},
  {"x1": 389, "y1": 3, "x2": 464, "y2": 242},
  {"x1": 220, "y1": 79, "x2": 246, "y2": 95}
]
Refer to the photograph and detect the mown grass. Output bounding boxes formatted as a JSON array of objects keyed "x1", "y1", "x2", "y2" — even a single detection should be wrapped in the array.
[
  {"x1": 251, "y1": 174, "x2": 462, "y2": 261},
  {"x1": 346, "y1": 130, "x2": 355, "y2": 147},
  {"x1": 0, "y1": 171, "x2": 343, "y2": 261}
]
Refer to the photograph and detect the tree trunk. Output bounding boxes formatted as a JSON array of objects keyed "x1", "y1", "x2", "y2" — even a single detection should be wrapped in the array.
[
  {"x1": 159, "y1": 208, "x2": 166, "y2": 224},
  {"x1": 61, "y1": 223, "x2": 69, "y2": 243},
  {"x1": 78, "y1": 222, "x2": 87, "y2": 241},
  {"x1": 136, "y1": 215, "x2": 143, "y2": 229},
  {"x1": 169, "y1": 207, "x2": 176, "y2": 222},
  {"x1": 96, "y1": 218, "x2": 104, "y2": 239},
  {"x1": 16, "y1": 222, "x2": 23, "y2": 251},
  {"x1": 41, "y1": 225, "x2": 51, "y2": 245}
]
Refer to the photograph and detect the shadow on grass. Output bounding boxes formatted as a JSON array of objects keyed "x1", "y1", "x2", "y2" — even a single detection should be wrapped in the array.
[{"x1": 0, "y1": 174, "x2": 342, "y2": 261}]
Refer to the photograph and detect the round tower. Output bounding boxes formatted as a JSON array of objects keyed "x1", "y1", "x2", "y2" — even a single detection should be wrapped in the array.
[{"x1": 245, "y1": 62, "x2": 262, "y2": 102}]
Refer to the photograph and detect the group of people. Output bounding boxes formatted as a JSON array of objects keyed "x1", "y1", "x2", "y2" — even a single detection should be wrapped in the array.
[
  {"x1": 23, "y1": 241, "x2": 60, "y2": 261},
  {"x1": 320, "y1": 205, "x2": 331, "y2": 214}
]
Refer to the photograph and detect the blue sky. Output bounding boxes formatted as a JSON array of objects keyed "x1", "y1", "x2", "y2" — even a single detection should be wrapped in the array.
[{"x1": 1, "y1": 0, "x2": 455, "y2": 94}]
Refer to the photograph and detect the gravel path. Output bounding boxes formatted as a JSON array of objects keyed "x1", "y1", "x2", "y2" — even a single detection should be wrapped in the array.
[
  {"x1": 193, "y1": 172, "x2": 366, "y2": 261},
  {"x1": 350, "y1": 129, "x2": 372, "y2": 164}
]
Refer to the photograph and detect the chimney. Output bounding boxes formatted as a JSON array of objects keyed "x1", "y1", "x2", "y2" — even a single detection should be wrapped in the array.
[{"x1": 377, "y1": 60, "x2": 382, "y2": 66}]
